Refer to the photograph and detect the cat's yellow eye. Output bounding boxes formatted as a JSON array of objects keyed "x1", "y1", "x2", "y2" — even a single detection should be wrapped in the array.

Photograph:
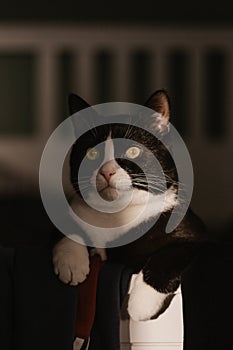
[
  {"x1": 125, "y1": 146, "x2": 141, "y2": 159},
  {"x1": 86, "y1": 147, "x2": 99, "y2": 160}
]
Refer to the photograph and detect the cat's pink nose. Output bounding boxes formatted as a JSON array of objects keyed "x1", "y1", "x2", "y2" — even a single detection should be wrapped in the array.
[
  {"x1": 100, "y1": 170, "x2": 116, "y2": 182},
  {"x1": 100, "y1": 162, "x2": 117, "y2": 182}
]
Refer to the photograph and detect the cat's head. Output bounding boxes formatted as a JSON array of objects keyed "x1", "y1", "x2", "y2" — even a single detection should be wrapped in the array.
[{"x1": 68, "y1": 91, "x2": 177, "y2": 210}]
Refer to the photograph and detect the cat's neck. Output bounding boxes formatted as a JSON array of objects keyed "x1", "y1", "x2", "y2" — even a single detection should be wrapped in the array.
[{"x1": 70, "y1": 188, "x2": 177, "y2": 230}]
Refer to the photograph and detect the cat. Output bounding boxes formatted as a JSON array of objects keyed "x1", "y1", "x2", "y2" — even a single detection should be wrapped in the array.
[{"x1": 53, "y1": 90, "x2": 205, "y2": 321}]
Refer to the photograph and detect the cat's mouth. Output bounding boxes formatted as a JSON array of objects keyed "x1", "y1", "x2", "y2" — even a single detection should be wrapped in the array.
[{"x1": 98, "y1": 184, "x2": 119, "y2": 201}]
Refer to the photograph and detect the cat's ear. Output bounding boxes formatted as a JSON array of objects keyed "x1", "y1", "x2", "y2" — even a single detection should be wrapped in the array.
[
  {"x1": 145, "y1": 90, "x2": 170, "y2": 135},
  {"x1": 68, "y1": 93, "x2": 90, "y2": 115}
]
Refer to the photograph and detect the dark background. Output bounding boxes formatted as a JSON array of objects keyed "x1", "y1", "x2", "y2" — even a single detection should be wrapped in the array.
[
  {"x1": 0, "y1": 0, "x2": 232, "y2": 24},
  {"x1": 0, "y1": 1, "x2": 232, "y2": 246}
]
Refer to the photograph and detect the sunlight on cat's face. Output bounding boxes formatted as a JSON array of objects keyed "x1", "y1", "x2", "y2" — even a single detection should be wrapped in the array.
[{"x1": 87, "y1": 137, "x2": 141, "y2": 202}]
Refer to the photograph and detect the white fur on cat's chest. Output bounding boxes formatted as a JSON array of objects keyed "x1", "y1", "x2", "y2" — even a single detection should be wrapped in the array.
[{"x1": 69, "y1": 187, "x2": 177, "y2": 247}]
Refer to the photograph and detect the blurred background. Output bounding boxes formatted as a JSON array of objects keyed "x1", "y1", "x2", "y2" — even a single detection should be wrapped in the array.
[{"x1": 0, "y1": 0, "x2": 232, "y2": 244}]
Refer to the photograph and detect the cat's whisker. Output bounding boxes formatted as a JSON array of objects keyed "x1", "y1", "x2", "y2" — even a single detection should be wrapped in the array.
[
  {"x1": 133, "y1": 179, "x2": 165, "y2": 187},
  {"x1": 132, "y1": 178, "x2": 167, "y2": 186},
  {"x1": 124, "y1": 123, "x2": 134, "y2": 139},
  {"x1": 133, "y1": 182, "x2": 166, "y2": 193},
  {"x1": 131, "y1": 173, "x2": 186, "y2": 190},
  {"x1": 132, "y1": 182, "x2": 148, "y2": 187},
  {"x1": 131, "y1": 174, "x2": 168, "y2": 181}
]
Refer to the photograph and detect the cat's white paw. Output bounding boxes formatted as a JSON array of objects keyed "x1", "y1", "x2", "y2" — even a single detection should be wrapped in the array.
[
  {"x1": 128, "y1": 271, "x2": 169, "y2": 321},
  {"x1": 53, "y1": 237, "x2": 90, "y2": 285}
]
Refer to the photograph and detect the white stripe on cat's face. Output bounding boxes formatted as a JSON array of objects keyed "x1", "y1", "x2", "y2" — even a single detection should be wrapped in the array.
[
  {"x1": 90, "y1": 134, "x2": 132, "y2": 201},
  {"x1": 85, "y1": 133, "x2": 177, "y2": 216},
  {"x1": 103, "y1": 134, "x2": 114, "y2": 163}
]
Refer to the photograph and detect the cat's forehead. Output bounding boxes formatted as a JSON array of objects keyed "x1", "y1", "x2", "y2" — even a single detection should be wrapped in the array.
[
  {"x1": 91, "y1": 122, "x2": 154, "y2": 139},
  {"x1": 75, "y1": 121, "x2": 159, "y2": 153}
]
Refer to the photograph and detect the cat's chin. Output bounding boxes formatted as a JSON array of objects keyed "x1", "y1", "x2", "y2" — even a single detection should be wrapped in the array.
[{"x1": 99, "y1": 187, "x2": 119, "y2": 201}]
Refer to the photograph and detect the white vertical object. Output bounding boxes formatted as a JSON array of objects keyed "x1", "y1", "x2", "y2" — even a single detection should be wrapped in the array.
[{"x1": 120, "y1": 276, "x2": 183, "y2": 350}]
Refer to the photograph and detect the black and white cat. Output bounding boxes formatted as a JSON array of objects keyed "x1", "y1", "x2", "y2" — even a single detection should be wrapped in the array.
[{"x1": 53, "y1": 90, "x2": 205, "y2": 321}]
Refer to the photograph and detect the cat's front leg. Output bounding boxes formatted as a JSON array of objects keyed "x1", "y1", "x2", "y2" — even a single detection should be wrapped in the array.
[
  {"x1": 128, "y1": 271, "x2": 176, "y2": 321},
  {"x1": 128, "y1": 240, "x2": 199, "y2": 321},
  {"x1": 53, "y1": 237, "x2": 90, "y2": 285}
]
